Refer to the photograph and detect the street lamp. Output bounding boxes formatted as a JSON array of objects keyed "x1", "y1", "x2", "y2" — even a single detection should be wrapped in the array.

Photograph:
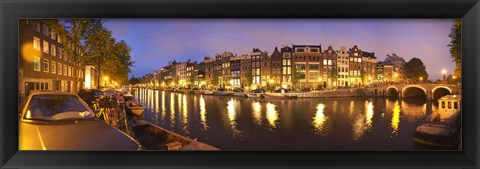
[
  {"x1": 442, "y1": 69, "x2": 447, "y2": 84},
  {"x1": 419, "y1": 77, "x2": 423, "y2": 83}
]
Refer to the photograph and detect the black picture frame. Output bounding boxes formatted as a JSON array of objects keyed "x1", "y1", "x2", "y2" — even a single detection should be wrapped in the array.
[{"x1": 1, "y1": 0, "x2": 479, "y2": 168}]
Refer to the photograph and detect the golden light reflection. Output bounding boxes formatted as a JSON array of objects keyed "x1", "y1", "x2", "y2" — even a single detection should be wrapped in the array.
[
  {"x1": 26, "y1": 110, "x2": 31, "y2": 119},
  {"x1": 161, "y1": 91, "x2": 166, "y2": 119},
  {"x1": 401, "y1": 100, "x2": 427, "y2": 121},
  {"x1": 391, "y1": 101, "x2": 401, "y2": 136},
  {"x1": 200, "y1": 95, "x2": 208, "y2": 130},
  {"x1": 365, "y1": 101, "x2": 374, "y2": 127},
  {"x1": 266, "y1": 102, "x2": 278, "y2": 128},
  {"x1": 182, "y1": 94, "x2": 188, "y2": 123},
  {"x1": 155, "y1": 91, "x2": 159, "y2": 112},
  {"x1": 313, "y1": 103, "x2": 327, "y2": 135},
  {"x1": 182, "y1": 94, "x2": 189, "y2": 134},
  {"x1": 177, "y1": 93, "x2": 182, "y2": 117},
  {"x1": 252, "y1": 101, "x2": 262, "y2": 125},
  {"x1": 352, "y1": 115, "x2": 365, "y2": 141},
  {"x1": 153, "y1": 90, "x2": 159, "y2": 125},
  {"x1": 227, "y1": 98, "x2": 242, "y2": 137},
  {"x1": 349, "y1": 101, "x2": 355, "y2": 115},
  {"x1": 227, "y1": 98, "x2": 236, "y2": 125},
  {"x1": 170, "y1": 93, "x2": 175, "y2": 126},
  {"x1": 21, "y1": 42, "x2": 41, "y2": 63}
]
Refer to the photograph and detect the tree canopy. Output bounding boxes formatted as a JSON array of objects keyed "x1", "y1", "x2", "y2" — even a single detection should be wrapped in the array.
[
  {"x1": 448, "y1": 19, "x2": 461, "y2": 78},
  {"x1": 404, "y1": 57, "x2": 428, "y2": 83}
]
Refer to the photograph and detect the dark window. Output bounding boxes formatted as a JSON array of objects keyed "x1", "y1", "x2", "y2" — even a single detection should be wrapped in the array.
[
  {"x1": 441, "y1": 101, "x2": 445, "y2": 109},
  {"x1": 448, "y1": 101, "x2": 452, "y2": 109},
  {"x1": 454, "y1": 102, "x2": 459, "y2": 109}
]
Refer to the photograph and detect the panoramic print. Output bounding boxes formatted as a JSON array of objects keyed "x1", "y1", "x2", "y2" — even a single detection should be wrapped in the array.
[{"x1": 18, "y1": 19, "x2": 462, "y2": 151}]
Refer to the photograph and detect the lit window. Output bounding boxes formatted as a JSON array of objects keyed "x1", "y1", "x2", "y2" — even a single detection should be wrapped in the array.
[
  {"x1": 33, "y1": 56, "x2": 40, "y2": 71},
  {"x1": 43, "y1": 58, "x2": 49, "y2": 72},
  {"x1": 51, "y1": 45, "x2": 56, "y2": 56},
  {"x1": 42, "y1": 41, "x2": 49, "y2": 54},
  {"x1": 51, "y1": 61, "x2": 56, "y2": 73},
  {"x1": 58, "y1": 63, "x2": 62, "y2": 75},
  {"x1": 33, "y1": 36, "x2": 41, "y2": 50},
  {"x1": 63, "y1": 65, "x2": 67, "y2": 76}
]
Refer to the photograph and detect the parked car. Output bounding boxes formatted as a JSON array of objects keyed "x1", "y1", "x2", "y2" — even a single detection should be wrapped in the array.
[
  {"x1": 77, "y1": 89, "x2": 104, "y2": 108},
  {"x1": 301, "y1": 87, "x2": 312, "y2": 92},
  {"x1": 233, "y1": 88, "x2": 244, "y2": 92},
  {"x1": 272, "y1": 88, "x2": 289, "y2": 93},
  {"x1": 252, "y1": 88, "x2": 266, "y2": 93},
  {"x1": 19, "y1": 92, "x2": 142, "y2": 150}
]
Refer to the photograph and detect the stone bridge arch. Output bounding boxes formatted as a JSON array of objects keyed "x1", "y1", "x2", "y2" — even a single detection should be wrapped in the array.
[
  {"x1": 431, "y1": 86, "x2": 452, "y2": 100},
  {"x1": 401, "y1": 85, "x2": 427, "y2": 99},
  {"x1": 386, "y1": 86, "x2": 399, "y2": 97}
]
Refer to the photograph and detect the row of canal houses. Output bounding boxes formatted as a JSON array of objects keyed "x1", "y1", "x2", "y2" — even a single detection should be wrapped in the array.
[{"x1": 141, "y1": 45, "x2": 403, "y2": 90}]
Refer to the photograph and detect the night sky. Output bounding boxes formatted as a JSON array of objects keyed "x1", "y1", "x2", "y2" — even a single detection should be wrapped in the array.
[{"x1": 103, "y1": 19, "x2": 456, "y2": 80}]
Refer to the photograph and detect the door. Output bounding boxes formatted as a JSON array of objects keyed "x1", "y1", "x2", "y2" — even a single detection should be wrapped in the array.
[{"x1": 24, "y1": 82, "x2": 35, "y2": 98}]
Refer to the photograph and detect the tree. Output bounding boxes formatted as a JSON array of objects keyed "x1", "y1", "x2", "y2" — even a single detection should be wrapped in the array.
[
  {"x1": 46, "y1": 19, "x2": 95, "y2": 92},
  {"x1": 84, "y1": 20, "x2": 135, "y2": 88},
  {"x1": 292, "y1": 66, "x2": 305, "y2": 89},
  {"x1": 404, "y1": 57, "x2": 428, "y2": 83},
  {"x1": 448, "y1": 19, "x2": 461, "y2": 79},
  {"x1": 128, "y1": 75, "x2": 141, "y2": 85},
  {"x1": 245, "y1": 70, "x2": 253, "y2": 87}
]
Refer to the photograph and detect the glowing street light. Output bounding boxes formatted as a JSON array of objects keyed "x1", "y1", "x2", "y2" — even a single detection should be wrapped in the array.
[
  {"x1": 442, "y1": 69, "x2": 447, "y2": 84},
  {"x1": 419, "y1": 77, "x2": 423, "y2": 83}
]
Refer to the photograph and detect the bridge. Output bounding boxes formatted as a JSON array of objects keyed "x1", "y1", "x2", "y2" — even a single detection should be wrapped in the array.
[{"x1": 365, "y1": 84, "x2": 461, "y2": 100}]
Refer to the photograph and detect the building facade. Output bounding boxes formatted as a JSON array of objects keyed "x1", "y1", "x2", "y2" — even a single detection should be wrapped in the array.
[
  {"x1": 292, "y1": 45, "x2": 322, "y2": 89},
  {"x1": 281, "y1": 46, "x2": 293, "y2": 88},
  {"x1": 19, "y1": 19, "x2": 86, "y2": 99},
  {"x1": 336, "y1": 46, "x2": 350, "y2": 88}
]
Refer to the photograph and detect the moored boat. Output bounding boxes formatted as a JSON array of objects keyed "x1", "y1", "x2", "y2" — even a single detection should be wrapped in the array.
[
  {"x1": 213, "y1": 91, "x2": 231, "y2": 96},
  {"x1": 233, "y1": 92, "x2": 248, "y2": 97},
  {"x1": 126, "y1": 101, "x2": 146, "y2": 116},
  {"x1": 413, "y1": 94, "x2": 461, "y2": 148},
  {"x1": 203, "y1": 91, "x2": 214, "y2": 95},
  {"x1": 194, "y1": 90, "x2": 204, "y2": 94},
  {"x1": 247, "y1": 93, "x2": 262, "y2": 98},
  {"x1": 262, "y1": 93, "x2": 294, "y2": 99},
  {"x1": 123, "y1": 92, "x2": 134, "y2": 101},
  {"x1": 130, "y1": 120, "x2": 219, "y2": 150}
]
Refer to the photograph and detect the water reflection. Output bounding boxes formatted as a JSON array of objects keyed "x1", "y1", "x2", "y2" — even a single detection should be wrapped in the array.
[
  {"x1": 352, "y1": 100, "x2": 375, "y2": 141},
  {"x1": 161, "y1": 91, "x2": 166, "y2": 120},
  {"x1": 266, "y1": 102, "x2": 279, "y2": 129},
  {"x1": 169, "y1": 93, "x2": 175, "y2": 127},
  {"x1": 252, "y1": 101, "x2": 262, "y2": 125},
  {"x1": 182, "y1": 94, "x2": 189, "y2": 134},
  {"x1": 391, "y1": 101, "x2": 401, "y2": 136},
  {"x1": 365, "y1": 101, "x2": 374, "y2": 127},
  {"x1": 312, "y1": 103, "x2": 327, "y2": 135},
  {"x1": 227, "y1": 98, "x2": 241, "y2": 137},
  {"x1": 133, "y1": 89, "x2": 442, "y2": 150},
  {"x1": 200, "y1": 95, "x2": 208, "y2": 130}
]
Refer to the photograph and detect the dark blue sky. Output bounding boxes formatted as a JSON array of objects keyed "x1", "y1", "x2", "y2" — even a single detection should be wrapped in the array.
[{"x1": 103, "y1": 19, "x2": 455, "y2": 80}]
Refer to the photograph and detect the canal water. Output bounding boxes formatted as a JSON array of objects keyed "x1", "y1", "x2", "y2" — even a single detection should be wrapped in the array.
[{"x1": 132, "y1": 88, "x2": 440, "y2": 151}]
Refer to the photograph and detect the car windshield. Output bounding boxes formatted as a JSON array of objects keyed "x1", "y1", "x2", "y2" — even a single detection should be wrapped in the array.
[{"x1": 24, "y1": 94, "x2": 94, "y2": 121}]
